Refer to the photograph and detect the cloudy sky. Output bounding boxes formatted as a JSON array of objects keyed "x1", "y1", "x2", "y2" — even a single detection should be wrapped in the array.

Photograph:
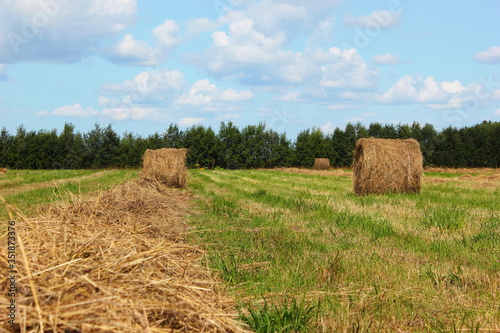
[{"x1": 1, "y1": 0, "x2": 499, "y2": 137}]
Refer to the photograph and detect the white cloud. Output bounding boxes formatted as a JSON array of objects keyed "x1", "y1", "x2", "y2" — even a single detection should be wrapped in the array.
[
  {"x1": 100, "y1": 69, "x2": 185, "y2": 105},
  {"x1": 153, "y1": 20, "x2": 180, "y2": 50},
  {"x1": 178, "y1": 118, "x2": 205, "y2": 126},
  {"x1": 0, "y1": 0, "x2": 137, "y2": 63},
  {"x1": 427, "y1": 97, "x2": 463, "y2": 110},
  {"x1": 215, "y1": 112, "x2": 240, "y2": 122},
  {"x1": 186, "y1": 1, "x2": 380, "y2": 100},
  {"x1": 317, "y1": 48, "x2": 379, "y2": 89},
  {"x1": 321, "y1": 122, "x2": 335, "y2": 133},
  {"x1": 493, "y1": 89, "x2": 500, "y2": 100},
  {"x1": 176, "y1": 80, "x2": 218, "y2": 106},
  {"x1": 376, "y1": 75, "x2": 495, "y2": 111},
  {"x1": 474, "y1": 46, "x2": 500, "y2": 64},
  {"x1": 441, "y1": 80, "x2": 465, "y2": 93},
  {"x1": 277, "y1": 91, "x2": 304, "y2": 102},
  {"x1": 494, "y1": 109, "x2": 500, "y2": 116},
  {"x1": 186, "y1": 17, "x2": 220, "y2": 35},
  {"x1": 376, "y1": 75, "x2": 451, "y2": 104},
  {"x1": 344, "y1": 9, "x2": 400, "y2": 28},
  {"x1": 44, "y1": 103, "x2": 100, "y2": 118},
  {"x1": 372, "y1": 53, "x2": 401, "y2": 65},
  {"x1": 218, "y1": 88, "x2": 254, "y2": 102},
  {"x1": 176, "y1": 79, "x2": 253, "y2": 107},
  {"x1": 328, "y1": 104, "x2": 364, "y2": 111},
  {"x1": 246, "y1": 1, "x2": 308, "y2": 38},
  {"x1": 309, "y1": 16, "x2": 336, "y2": 45},
  {"x1": 102, "y1": 106, "x2": 168, "y2": 121},
  {"x1": 106, "y1": 19, "x2": 180, "y2": 66},
  {"x1": 38, "y1": 102, "x2": 171, "y2": 122},
  {"x1": 95, "y1": 69, "x2": 185, "y2": 121},
  {"x1": 345, "y1": 117, "x2": 364, "y2": 123},
  {"x1": 106, "y1": 34, "x2": 156, "y2": 66}
]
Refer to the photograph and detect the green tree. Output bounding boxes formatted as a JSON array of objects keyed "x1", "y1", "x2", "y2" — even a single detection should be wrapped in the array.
[
  {"x1": 397, "y1": 123, "x2": 412, "y2": 139},
  {"x1": 294, "y1": 128, "x2": 328, "y2": 167},
  {"x1": 12, "y1": 125, "x2": 29, "y2": 169},
  {"x1": 418, "y1": 123, "x2": 438, "y2": 166},
  {"x1": 118, "y1": 132, "x2": 147, "y2": 168},
  {"x1": 368, "y1": 123, "x2": 383, "y2": 138},
  {"x1": 0, "y1": 127, "x2": 13, "y2": 167},
  {"x1": 380, "y1": 124, "x2": 398, "y2": 139},
  {"x1": 58, "y1": 123, "x2": 87, "y2": 169},
  {"x1": 163, "y1": 123, "x2": 184, "y2": 148},
  {"x1": 84, "y1": 124, "x2": 120, "y2": 168},
  {"x1": 184, "y1": 125, "x2": 218, "y2": 168},
  {"x1": 217, "y1": 122, "x2": 243, "y2": 169},
  {"x1": 240, "y1": 123, "x2": 268, "y2": 169}
]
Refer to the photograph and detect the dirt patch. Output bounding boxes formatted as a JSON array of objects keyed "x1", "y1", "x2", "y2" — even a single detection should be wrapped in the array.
[{"x1": 0, "y1": 179, "x2": 248, "y2": 332}]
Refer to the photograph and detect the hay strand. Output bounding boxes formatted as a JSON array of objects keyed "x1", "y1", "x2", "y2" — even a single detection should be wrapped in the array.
[
  {"x1": 314, "y1": 158, "x2": 330, "y2": 170},
  {"x1": 141, "y1": 148, "x2": 188, "y2": 188},
  {"x1": 353, "y1": 138, "x2": 423, "y2": 195}
]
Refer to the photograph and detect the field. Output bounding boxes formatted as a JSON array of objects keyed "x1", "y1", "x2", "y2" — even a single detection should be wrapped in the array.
[
  {"x1": 1, "y1": 168, "x2": 499, "y2": 332},
  {"x1": 187, "y1": 168, "x2": 500, "y2": 332},
  {"x1": 0, "y1": 169, "x2": 138, "y2": 220}
]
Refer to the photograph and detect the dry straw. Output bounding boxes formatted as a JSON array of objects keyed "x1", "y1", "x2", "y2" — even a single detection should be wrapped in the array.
[
  {"x1": 0, "y1": 168, "x2": 7, "y2": 174},
  {"x1": 141, "y1": 148, "x2": 188, "y2": 188},
  {"x1": 0, "y1": 180, "x2": 249, "y2": 333},
  {"x1": 353, "y1": 138, "x2": 423, "y2": 195},
  {"x1": 314, "y1": 158, "x2": 330, "y2": 170}
]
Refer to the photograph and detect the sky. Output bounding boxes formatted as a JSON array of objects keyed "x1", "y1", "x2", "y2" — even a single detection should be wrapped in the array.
[{"x1": 0, "y1": 0, "x2": 499, "y2": 138}]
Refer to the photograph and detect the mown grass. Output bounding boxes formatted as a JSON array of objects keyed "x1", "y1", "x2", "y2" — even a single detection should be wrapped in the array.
[
  {"x1": 1, "y1": 168, "x2": 498, "y2": 332},
  {"x1": 187, "y1": 169, "x2": 500, "y2": 332},
  {"x1": 0, "y1": 169, "x2": 138, "y2": 220}
]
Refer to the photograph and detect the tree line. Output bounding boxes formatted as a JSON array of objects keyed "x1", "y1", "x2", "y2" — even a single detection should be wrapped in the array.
[{"x1": 0, "y1": 121, "x2": 499, "y2": 170}]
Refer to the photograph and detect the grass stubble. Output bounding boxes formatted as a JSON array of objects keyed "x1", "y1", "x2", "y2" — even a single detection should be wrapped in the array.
[{"x1": 188, "y1": 168, "x2": 500, "y2": 332}]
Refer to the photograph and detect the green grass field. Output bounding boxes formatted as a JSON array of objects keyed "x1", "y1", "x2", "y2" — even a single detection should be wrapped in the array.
[
  {"x1": 187, "y1": 169, "x2": 500, "y2": 332},
  {"x1": 1, "y1": 168, "x2": 499, "y2": 332},
  {"x1": 0, "y1": 169, "x2": 138, "y2": 220}
]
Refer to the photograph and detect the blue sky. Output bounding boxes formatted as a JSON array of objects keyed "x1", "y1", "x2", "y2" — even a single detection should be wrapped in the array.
[{"x1": 1, "y1": 0, "x2": 499, "y2": 138}]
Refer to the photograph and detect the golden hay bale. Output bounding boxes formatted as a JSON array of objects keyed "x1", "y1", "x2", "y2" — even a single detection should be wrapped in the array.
[
  {"x1": 0, "y1": 168, "x2": 7, "y2": 174},
  {"x1": 0, "y1": 180, "x2": 249, "y2": 333},
  {"x1": 353, "y1": 138, "x2": 423, "y2": 195},
  {"x1": 141, "y1": 148, "x2": 188, "y2": 188},
  {"x1": 314, "y1": 158, "x2": 330, "y2": 170}
]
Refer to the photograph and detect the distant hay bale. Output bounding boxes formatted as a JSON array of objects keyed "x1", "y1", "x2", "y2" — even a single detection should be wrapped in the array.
[
  {"x1": 141, "y1": 148, "x2": 188, "y2": 188},
  {"x1": 314, "y1": 158, "x2": 330, "y2": 170},
  {"x1": 0, "y1": 168, "x2": 7, "y2": 174},
  {"x1": 353, "y1": 138, "x2": 423, "y2": 195}
]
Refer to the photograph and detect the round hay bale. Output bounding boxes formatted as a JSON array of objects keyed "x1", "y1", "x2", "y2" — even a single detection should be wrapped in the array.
[
  {"x1": 141, "y1": 148, "x2": 188, "y2": 188},
  {"x1": 314, "y1": 158, "x2": 330, "y2": 170},
  {"x1": 353, "y1": 138, "x2": 423, "y2": 195}
]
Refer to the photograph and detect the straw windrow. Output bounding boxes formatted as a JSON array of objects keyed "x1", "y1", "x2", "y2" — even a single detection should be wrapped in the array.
[{"x1": 0, "y1": 179, "x2": 249, "y2": 332}]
